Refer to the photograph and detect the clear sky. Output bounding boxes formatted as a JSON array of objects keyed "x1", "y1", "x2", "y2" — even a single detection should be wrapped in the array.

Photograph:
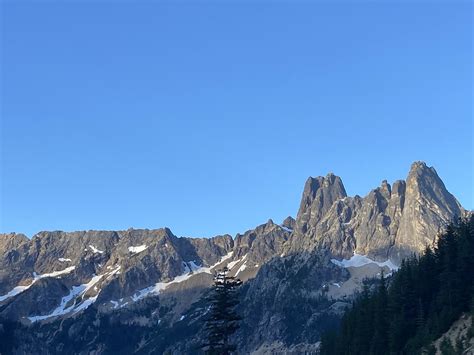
[{"x1": 1, "y1": 1, "x2": 472, "y2": 238}]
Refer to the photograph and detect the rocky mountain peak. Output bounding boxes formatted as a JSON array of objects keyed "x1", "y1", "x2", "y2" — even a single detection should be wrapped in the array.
[
  {"x1": 284, "y1": 162, "x2": 464, "y2": 263},
  {"x1": 0, "y1": 233, "x2": 28, "y2": 254},
  {"x1": 404, "y1": 161, "x2": 463, "y2": 215},
  {"x1": 391, "y1": 161, "x2": 464, "y2": 262},
  {"x1": 409, "y1": 160, "x2": 433, "y2": 174},
  {"x1": 406, "y1": 161, "x2": 454, "y2": 195},
  {"x1": 391, "y1": 180, "x2": 406, "y2": 197},
  {"x1": 282, "y1": 216, "x2": 296, "y2": 230},
  {"x1": 296, "y1": 174, "x2": 347, "y2": 234},
  {"x1": 380, "y1": 180, "x2": 391, "y2": 199}
]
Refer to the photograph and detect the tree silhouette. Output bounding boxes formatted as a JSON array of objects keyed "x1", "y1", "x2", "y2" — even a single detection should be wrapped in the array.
[{"x1": 202, "y1": 267, "x2": 242, "y2": 355}]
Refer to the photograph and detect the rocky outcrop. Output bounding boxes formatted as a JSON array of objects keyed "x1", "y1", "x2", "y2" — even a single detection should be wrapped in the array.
[
  {"x1": 282, "y1": 216, "x2": 296, "y2": 230},
  {"x1": 0, "y1": 233, "x2": 28, "y2": 255},
  {"x1": 295, "y1": 173, "x2": 347, "y2": 235},
  {"x1": 231, "y1": 219, "x2": 291, "y2": 280},
  {"x1": 0, "y1": 227, "x2": 235, "y2": 322},
  {"x1": 236, "y1": 251, "x2": 349, "y2": 353},
  {"x1": 285, "y1": 161, "x2": 464, "y2": 263},
  {"x1": 391, "y1": 162, "x2": 464, "y2": 262}
]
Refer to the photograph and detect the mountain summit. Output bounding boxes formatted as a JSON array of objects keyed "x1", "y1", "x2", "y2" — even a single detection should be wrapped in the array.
[{"x1": 285, "y1": 161, "x2": 464, "y2": 263}]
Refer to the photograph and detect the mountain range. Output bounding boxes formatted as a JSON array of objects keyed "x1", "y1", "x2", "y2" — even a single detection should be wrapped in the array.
[{"x1": 0, "y1": 161, "x2": 467, "y2": 354}]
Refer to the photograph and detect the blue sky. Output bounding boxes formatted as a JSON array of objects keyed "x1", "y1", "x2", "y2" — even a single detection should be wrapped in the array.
[{"x1": 1, "y1": 1, "x2": 472, "y2": 238}]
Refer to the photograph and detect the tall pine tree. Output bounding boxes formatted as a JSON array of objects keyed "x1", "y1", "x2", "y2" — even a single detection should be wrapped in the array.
[{"x1": 202, "y1": 267, "x2": 242, "y2": 355}]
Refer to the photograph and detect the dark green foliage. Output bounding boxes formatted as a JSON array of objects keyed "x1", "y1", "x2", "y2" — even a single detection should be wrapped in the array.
[
  {"x1": 321, "y1": 216, "x2": 474, "y2": 354},
  {"x1": 0, "y1": 319, "x2": 18, "y2": 354},
  {"x1": 202, "y1": 268, "x2": 242, "y2": 355}
]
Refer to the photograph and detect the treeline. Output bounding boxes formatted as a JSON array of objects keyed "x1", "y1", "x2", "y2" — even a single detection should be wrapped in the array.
[{"x1": 321, "y1": 215, "x2": 474, "y2": 355}]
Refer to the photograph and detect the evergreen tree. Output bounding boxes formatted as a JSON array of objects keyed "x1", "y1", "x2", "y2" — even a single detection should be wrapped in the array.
[
  {"x1": 370, "y1": 272, "x2": 388, "y2": 355},
  {"x1": 202, "y1": 267, "x2": 242, "y2": 355},
  {"x1": 0, "y1": 319, "x2": 17, "y2": 354}
]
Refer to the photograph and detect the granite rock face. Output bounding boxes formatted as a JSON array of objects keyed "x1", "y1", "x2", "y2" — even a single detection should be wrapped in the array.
[
  {"x1": 230, "y1": 219, "x2": 291, "y2": 280},
  {"x1": 285, "y1": 161, "x2": 464, "y2": 263},
  {"x1": 295, "y1": 173, "x2": 347, "y2": 235},
  {"x1": 0, "y1": 228, "x2": 235, "y2": 320},
  {"x1": 282, "y1": 216, "x2": 296, "y2": 230},
  {"x1": 391, "y1": 162, "x2": 464, "y2": 262},
  {"x1": 236, "y1": 251, "x2": 348, "y2": 353}
]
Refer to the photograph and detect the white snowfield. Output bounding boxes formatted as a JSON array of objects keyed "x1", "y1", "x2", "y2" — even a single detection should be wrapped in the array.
[
  {"x1": 88, "y1": 245, "x2": 104, "y2": 254},
  {"x1": 227, "y1": 253, "x2": 253, "y2": 275},
  {"x1": 235, "y1": 254, "x2": 249, "y2": 275},
  {"x1": 331, "y1": 253, "x2": 399, "y2": 271},
  {"x1": 58, "y1": 258, "x2": 72, "y2": 262},
  {"x1": 130, "y1": 251, "x2": 234, "y2": 302},
  {"x1": 215, "y1": 251, "x2": 233, "y2": 267},
  {"x1": 128, "y1": 245, "x2": 148, "y2": 254},
  {"x1": 0, "y1": 266, "x2": 76, "y2": 303},
  {"x1": 25, "y1": 251, "x2": 236, "y2": 318},
  {"x1": 236, "y1": 262, "x2": 248, "y2": 275},
  {"x1": 227, "y1": 253, "x2": 246, "y2": 270},
  {"x1": 280, "y1": 225, "x2": 293, "y2": 233},
  {"x1": 28, "y1": 265, "x2": 121, "y2": 322}
]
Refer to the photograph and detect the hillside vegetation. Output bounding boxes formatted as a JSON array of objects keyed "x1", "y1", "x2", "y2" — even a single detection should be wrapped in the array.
[{"x1": 321, "y1": 215, "x2": 474, "y2": 354}]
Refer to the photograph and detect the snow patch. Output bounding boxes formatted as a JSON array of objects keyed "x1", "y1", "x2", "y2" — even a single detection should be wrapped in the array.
[
  {"x1": 130, "y1": 252, "x2": 234, "y2": 302},
  {"x1": 227, "y1": 254, "x2": 246, "y2": 270},
  {"x1": 58, "y1": 258, "x2": 72, "y2": 262},
  {"x1": 105, "y1": 265, "x2": 121, "y2": 280},
  {"x1": 28, "y1": 273, "x2": 103, "y2": 322},
  {"x1": 37, "y1": 266, "x2": 76, "y2": 279},
  {"x1": 226, "y1": 260, "x2": 239, "y2": 270},
  {"x1": 0, "y1": 266, "x2": 76, "y2": 302},
  {"x1": 0, "y1": 285, "x2": 31, "y2": 303},
  {"x1": 280, "y1": 225, "x2": 293, "y2": 233},
  {"x1": 128, "y1": 245, "x2": 148, "y2": 254},
  {"x1": 27, "y1": 265, "x2": 121, "y2": 322},
  {"x1": 331, "y1": 253, "x2": 399, "y2": 271},
  {"x1": 183, "y1": 261, "x2": 202, "y2": 273},
  {"x1": 236, "y1": 261, "x2": 248, "y2": 275},
  {"x1": 89, "y1": 245, "x2": 104, "y2": 254},
  {"x1": 219, "y1": 251, "x2": 234, "y2": 264}
]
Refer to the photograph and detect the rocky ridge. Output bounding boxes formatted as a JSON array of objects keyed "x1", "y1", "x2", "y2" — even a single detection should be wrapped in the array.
[
  {"x1": 0, "y1": 161, "x2": 467, "y2": 354},
  {"x1": 285, "y1": 161, "x2": 464, "y2": 263}
]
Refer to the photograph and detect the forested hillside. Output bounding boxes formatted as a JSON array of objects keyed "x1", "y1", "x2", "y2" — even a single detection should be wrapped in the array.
[{"x1": 321, "y1": 215, "x2": 474, "y2": 354}]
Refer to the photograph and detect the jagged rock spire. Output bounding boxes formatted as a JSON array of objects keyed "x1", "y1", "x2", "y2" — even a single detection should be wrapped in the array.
[
  {"x1": 285, "y1": 161, "x2": 465, "y2": 263},
  {"x1": 295, "y1": 173, "x2": 347, "y2": 234}
]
